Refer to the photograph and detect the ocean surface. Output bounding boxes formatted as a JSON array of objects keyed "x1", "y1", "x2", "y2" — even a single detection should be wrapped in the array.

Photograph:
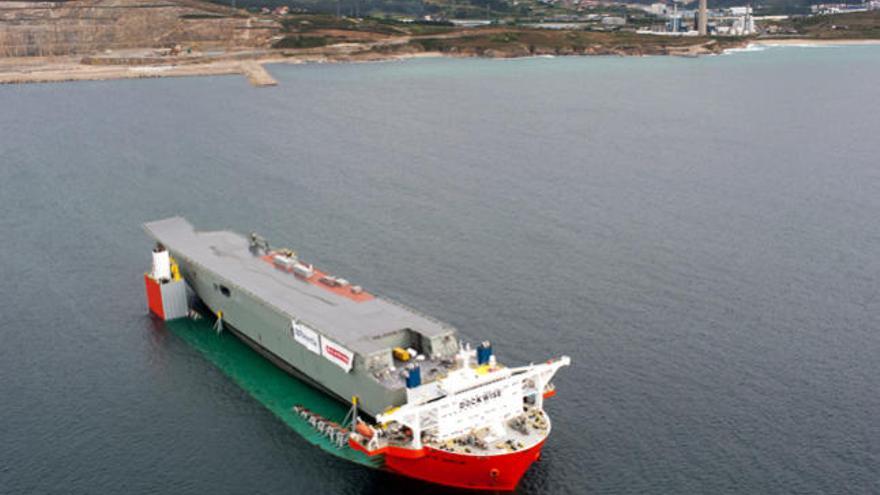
[{"x1": 1, "y1": 45, "x2": 879, "y2": 494}]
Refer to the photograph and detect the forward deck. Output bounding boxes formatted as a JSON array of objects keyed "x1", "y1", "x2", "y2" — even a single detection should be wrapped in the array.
[{"x1": 143, "y1": 217, "x2": 457, "y2": 361}]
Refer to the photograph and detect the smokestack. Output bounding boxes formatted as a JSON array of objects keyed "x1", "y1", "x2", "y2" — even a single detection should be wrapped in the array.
[{"x1": 699, "y1": 0, "x2": 708, "y2": 35}]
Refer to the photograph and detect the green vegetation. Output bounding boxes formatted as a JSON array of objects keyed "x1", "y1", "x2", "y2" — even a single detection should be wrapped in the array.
[
  {"x1": 274, "y1": 35, "x2": 332, "y2": 48},
  {"x1": 407, "y1": 28, "x2": 743, "y2": 56},
  {"x1": 280, "y1": 14, "x2": 407, "y2": 34},
  {"x1": 794, "y1": 11, "x2": 880, "y2": 38},
  {"x1": 263, "y1": 9, "x2": 754, "y2": 56},
  {"x1": 259, "y1": 6, "x2": 878, "y2": 57},
  {"x1": 404, "y1": 22, "x2": 457, "y2": 35},
  {"x1": 761, "y1": 11, "x2": 880, "y2": 38},
  {"x1": 488, "y1": 32, "x2": 519, "y2": 43},
  {"x1": 224, "y1": 0, "x2": 592, "y2": 20},
  {"x1": 179, "y1": 13, "x2": 231, "y2": 18}
]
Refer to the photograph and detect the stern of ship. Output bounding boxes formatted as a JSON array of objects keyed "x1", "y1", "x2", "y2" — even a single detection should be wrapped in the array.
[
  {"x1": 349, "y1": 354, "x2": 569, "y2": 491},
  {"x1": 351, "y1": 426, "x2": 548, "y2": 491}
]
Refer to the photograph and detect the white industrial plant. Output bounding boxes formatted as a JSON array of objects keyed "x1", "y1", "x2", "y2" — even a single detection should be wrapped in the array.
[{"x1": 638, "y1": 1, "x2": 757, "y2": 36}]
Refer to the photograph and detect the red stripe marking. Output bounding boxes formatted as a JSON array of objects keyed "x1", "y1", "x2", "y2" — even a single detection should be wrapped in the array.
[
  {"x1": 325, "y1": 346, "x2": 350, "y2": 364},
  {"x1": 144, "y1": 274, "x2": 165, "y2": 319},
  {"x1": 261, "y1": 254, "x2": 375, "y2": 302}
]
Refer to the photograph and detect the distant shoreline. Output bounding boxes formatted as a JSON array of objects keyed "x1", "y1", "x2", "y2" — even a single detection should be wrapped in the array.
[
  {"x1": 0, "y1": 50, "x2": 448, "y2": 86},
  {"x1": 1, "y1": 38, "x2": 878, "y2": 87},
  {"x1": 751, "y1": 38, "x2": 880, "y2": 47}
]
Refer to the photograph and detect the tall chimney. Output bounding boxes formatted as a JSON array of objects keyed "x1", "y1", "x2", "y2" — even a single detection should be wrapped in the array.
[{"x1": 698, "y1": 0, "x2": 708, "y2": 35}]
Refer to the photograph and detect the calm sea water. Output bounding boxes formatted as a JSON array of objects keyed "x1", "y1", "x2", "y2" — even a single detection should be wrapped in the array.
[{"x1": 1, "y1": 46, "x2": 879, "y2": 494}]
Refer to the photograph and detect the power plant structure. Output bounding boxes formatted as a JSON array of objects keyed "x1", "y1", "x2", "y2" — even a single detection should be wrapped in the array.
[{"x1": 698, "y1": 0, "x2": 708, "y2": 35}]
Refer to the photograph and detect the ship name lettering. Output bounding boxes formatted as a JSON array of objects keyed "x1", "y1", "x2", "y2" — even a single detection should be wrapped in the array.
[{"x1": 458, "y1": 389, "x2": 502, "y2": 410}]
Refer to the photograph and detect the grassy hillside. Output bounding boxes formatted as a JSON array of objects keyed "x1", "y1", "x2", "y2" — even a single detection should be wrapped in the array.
[
  {"x1": 220, "y1": 0, "x2": 603, "y2": 18},
  {"x1": 216, "y1": 0, "x2": 873, "y2": 17},
  {"x1": 794, "y1": 11, "x2": 880, "y2": 38},
  {"x1": 762, "y1": 11, "x2": 880, "y2": 38}
]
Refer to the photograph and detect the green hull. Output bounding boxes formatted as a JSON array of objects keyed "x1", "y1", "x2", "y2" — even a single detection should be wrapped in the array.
[{"x1": 164, "y1": 316, "x2": 380, "y2": 469}]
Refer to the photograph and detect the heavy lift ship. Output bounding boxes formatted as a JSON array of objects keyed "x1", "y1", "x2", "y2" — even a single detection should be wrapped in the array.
[{"x1": 143, "y1": 217, "x2": 570, "y2": 491}]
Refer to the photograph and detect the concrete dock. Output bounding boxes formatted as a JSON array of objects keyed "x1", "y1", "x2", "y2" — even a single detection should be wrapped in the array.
[{"x1": 241, "y1": 61, "x2": 277, "y2": 87}]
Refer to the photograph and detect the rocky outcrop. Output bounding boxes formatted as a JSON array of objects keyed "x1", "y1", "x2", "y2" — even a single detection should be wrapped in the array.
[{"x1": 0, "y1": 0, "x2": 281, "y2": 56}]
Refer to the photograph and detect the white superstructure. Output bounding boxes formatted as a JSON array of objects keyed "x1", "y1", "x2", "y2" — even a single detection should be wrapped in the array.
[{"x1": 368, "y1": 347, "x2": 570, "y2": 450}]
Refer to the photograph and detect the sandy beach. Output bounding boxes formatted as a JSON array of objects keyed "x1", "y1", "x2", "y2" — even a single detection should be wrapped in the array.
[{"x1": 751, "y1": 38, "x2": 880, "y2": 46}]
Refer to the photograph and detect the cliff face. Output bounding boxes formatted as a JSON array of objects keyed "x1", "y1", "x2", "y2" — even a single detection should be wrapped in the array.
[{"x1": 0, "y1": 0, "x2": 281, "y2": 56}]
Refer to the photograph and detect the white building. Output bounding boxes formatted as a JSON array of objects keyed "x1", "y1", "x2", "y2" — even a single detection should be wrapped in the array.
[
  {"x1": 728, "y1": 6, "x2": 753, "y2": 15},
  {"x1": 811, "y1": 3, "x2": 869, "y2": 14},
  {"x1": 649, "y1": 2, "x2": 669, "y2": 16},
  {"x1": 601, "y1": 16, "x2": 627, "y2": 26}
]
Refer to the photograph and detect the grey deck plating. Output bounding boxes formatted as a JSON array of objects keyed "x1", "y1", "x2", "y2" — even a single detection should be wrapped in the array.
[{"x1": 143, "y1": 217, "x2": 456, "y2": 356}]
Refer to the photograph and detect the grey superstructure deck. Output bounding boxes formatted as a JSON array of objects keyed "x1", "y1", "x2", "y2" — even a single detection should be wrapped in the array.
[{"x1": 144, "y1": 217, "x2": 455, "y2": 356}]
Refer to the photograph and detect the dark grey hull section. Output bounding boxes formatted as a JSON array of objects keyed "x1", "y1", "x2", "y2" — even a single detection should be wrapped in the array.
[
  {"x1": 171, "y1": 251, "x2": 403, "y2": 418},
  {"x1": 217, "y1": 314, "x2": 363, "y2": 417}
]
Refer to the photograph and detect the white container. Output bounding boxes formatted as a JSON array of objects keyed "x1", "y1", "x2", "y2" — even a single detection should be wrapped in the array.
[
  {"x1": 273, "y1": 254, "x2": 297, "y2": 270},
  {"x1": 293, "y1": 262, "x2": 315, "y2": 278},
  {"x1": 152, "y1": 248, "x2": 171, "y2": 281}
]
